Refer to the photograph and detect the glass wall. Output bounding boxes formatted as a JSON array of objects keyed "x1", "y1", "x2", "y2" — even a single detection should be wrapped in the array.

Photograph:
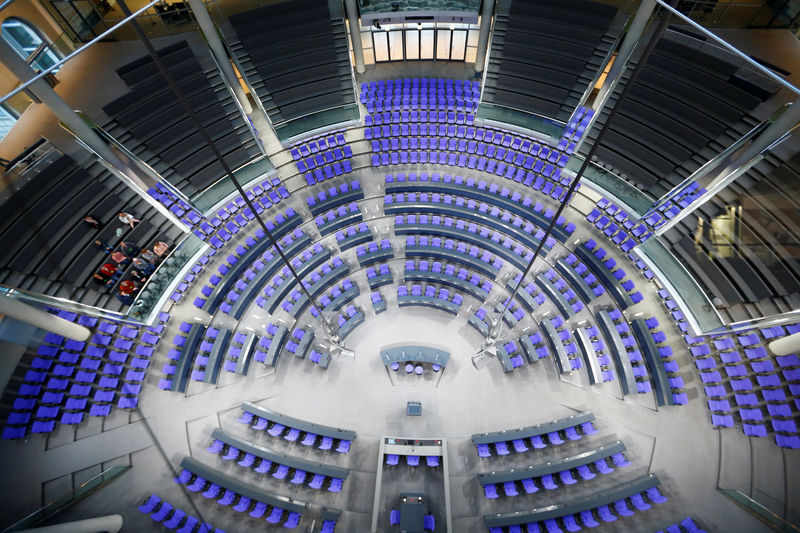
[
  {"x1": 0, "y1": 105, "x2": 17, "y2": 142},
  {"x1": 361, "y1": 20, "x2": 480, "y2": 65},
  {"x1": 1, "y1": 17, "x2": 63, "y2": 71}
]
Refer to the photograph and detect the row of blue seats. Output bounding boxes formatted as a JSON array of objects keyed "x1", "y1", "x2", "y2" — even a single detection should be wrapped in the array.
[
  {"x1": 476, "y1": 419, "x2": 598, "y2": 457},
  {"x1": 487, "y1": 482, "x2": 668, "y2": 532},
  {"x1": 482, "y1": 452, "x2": 630, "y2": 499},
  {"x1": 403, "y1": 259, "x2": 492, "y2": 300},
  {"x1": 360, "y1": 77, "x2": 479, "y2": 92},
  {"x1": 174, "y1": 467, "x2": 302, "y2": 528},
  {"x1": 367, "y1": 128, "x2": 571, "y2": 170},
  {"x1": 290, "y1": 132, "x2": 346, "y2": 159},
  {"x1": 335, "y1": 305, "x2": 364, "y2": 339},
  {"x1": 138, "y1": 494, "x2": 224, "y2": 532},
  {"x1": 206, "y1": 438, "x2": 345, "y2": 492},
  {"x1": 405, "y1": 234, "x2": 503, "y2": 279},
  {"x1": 306, "y1": 181, "x2": 362, "y2": 215},
  {"x1": 239, "y1": 408, "x2": 352, "y2": 452},
  {"x1": 3, "y1": 311, "x2": 168, "y2": 439},
  {"x1": 385, "y1": 454, "x2": 440, "y2": 467},
  {"x1": 295, "y1": 145, "x2": 353, "y2": 173},
  {"x1": 397, "y1": 285, "x2": 464, "y2": 314},
  {"x1": 383, "y1": 172, "x2": 577, "y2": 240},
  {"x1": 562, "y1": 106, "x2": 594, "y2": 142}
]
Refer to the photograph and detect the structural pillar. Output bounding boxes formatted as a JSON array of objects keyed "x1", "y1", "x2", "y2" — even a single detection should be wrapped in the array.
[
  {"x1": 0, "y1": 294, "x2": 90, "y2": 341},
  {"x1": 344, "y1": 0, "x2": 365, "y2": 74},
  {"x1": 769, "y1": 332, "x2": 800, "y2": 356},
  {"x1": 473, "y1": 0, "x2": 495, "y2": 73},
  {"x1": 186, "y1": 0, "x2": 253, "y2": 114},
  {"x1": 595, "y1": 0, "x2": 657, "y2": 107},
  {"x1": 651, "y1": 99, "x2": 800, "y2": 238},
  {"x1": 573, "y1": 0, "x2": 657, "y2": 153}
]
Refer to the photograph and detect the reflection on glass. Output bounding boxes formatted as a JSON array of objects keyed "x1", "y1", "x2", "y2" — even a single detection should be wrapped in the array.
[
  {"x1": 364, "y1": 47, "x2": 375, "y2": 65},
  {"x1": 129, "y1": 233, "x2": 205, "y2": 322},
  {"x1": 373, "y1": 30, "x2": 389, "y2": 62},
  {"x1": 450, "y1": 30, "x2": 466, "y2": 61},
  {"x1": 389, "y1": 30, "x2": 404, "y2": 61},
  {"x1": 420, "y1": 29, "x2": 434, "y2": 59},
  {"x1": 1, "y1": 17, "x2": 63, "y2": 72},
  {"x1": 405, "y1": 29, "x2": 419, "y2": 60},
  {"x1": 467, "y1": 26, "x2": 479, "y2": 47},
  {"x1": 0, "y1": 106, "x2": 18, "y2": 142},
  {"x1": 361, "y1": 30, "x2": 373, "y2": 50},
  {"x1": 436, "y1": 29, "x2": 450, "y2": 59}
]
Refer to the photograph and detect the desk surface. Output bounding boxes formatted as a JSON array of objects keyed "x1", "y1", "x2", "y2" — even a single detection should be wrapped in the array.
[
  {"x1": 381, "y1": 345, "x2": 450, "y2": 366},
  {"x1": 400, "y1": 493, "x2": 427, "y2": 533}
]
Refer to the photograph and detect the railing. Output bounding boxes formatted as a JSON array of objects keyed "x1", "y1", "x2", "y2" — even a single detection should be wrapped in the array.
[
  {"x1": 719, "y1": 488, "x2": 800, "y2": 533},
  {"x1": 2, "y1": 465, "x2": 131, "y2": 532},
  {"x1": 129, "y1": 232, "x2": 206, "y2": 322}
]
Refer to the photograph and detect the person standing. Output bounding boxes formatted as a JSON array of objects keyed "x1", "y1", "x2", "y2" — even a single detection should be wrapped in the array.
[
  {"x1": 93, "y1": 263, "x2": 121, "y2": 287},
  {"x1": 152, "y1": 241, "x2": 169, "y2": 257},
  {"x1": 119, "y1": 241, "x2": 141, "y2": 259},
  {"x1": 93, "y1": 240, "x2": 113, "y2": 253},
  {"x1": 118, "y1": 211, "x2": 140, "y2": 228},
  {"x1": 139, "y1": 248, "x2": 158, "y2": 265},
  {"x1": 132, "y1": 257, "x2": 156, "y2": 276}
]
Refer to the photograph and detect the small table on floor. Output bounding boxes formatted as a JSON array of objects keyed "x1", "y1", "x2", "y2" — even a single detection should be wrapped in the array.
[{"x1": 399, "y1": 492, "x2": 426, "y2": 533}]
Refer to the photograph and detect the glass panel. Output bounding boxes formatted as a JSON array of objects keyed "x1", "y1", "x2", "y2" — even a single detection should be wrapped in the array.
[
  {"x1": 450, "y1": 29, "x2": 467, "y2": 61},
  {"x1": 745, "y1": 2, "x2": 784, "y2": 26},
  {"x1": 373, "y1": 30, "x2": 389, "y2": 62},
  {"x1": 361, "y1": 30, "x2": 373, "y2": 50},
  {"x1": 50, "y1": 1, "x2": 99, "y2": 42},
  {"x1": 364, "y1": 47, "x2": 375, "y2": 65},
  {"x1": 388, "y1": 30, "x2": 404, "y2": 61},
  {"x1": 405, "y1": 29, "x2": 419, "y2": 60},
  {"x1": 1, "y1": 17, "x2": 63, "y2": 72},
  {"x1": 2, "y1": 18, "x2": 44, "y2": 56},
  {"x1": 436, "y1": 29, "x2": 450, "y2": 59},
  {"x1": 467, "y1": 27, "x2": 479, "y2": 47},
  {"x1": 0, "y1": 106, "x2": 17, "y2": 141},
  {"x1": 420, "y1": 29, "x2": 434, "y2": 59},
  {"x1": 636, "y1": 238, "x2": 723, "y2": 333},
  {"x1": 358, "y1": 0, "x2": 480, "y2": 15},
  {"x1": 129, "y1": 233, "x2": 205, "y2": 322},
  {"x1": 31, "y1": 48, "x2": 61, "y2": 71},
  {"x1": 465, "y1": 46, "x2": 477, "y2": 63}
]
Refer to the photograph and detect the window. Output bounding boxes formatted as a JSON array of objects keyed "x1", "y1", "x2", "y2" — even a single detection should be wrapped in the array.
[
  {"x1": 358, "y1": 21, "x2": 480, "y2": 63},
  {"x1": 1, "y1": 17, "x2": 62, "y2": 72},
  {"x1": 0, "y1": 106, "x2": 17, "y2": 142}
]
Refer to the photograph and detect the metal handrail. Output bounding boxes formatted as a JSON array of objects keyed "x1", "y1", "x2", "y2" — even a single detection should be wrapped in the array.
[{"x1": 2, "y1": 465, "x2": 131, "y2": 532}]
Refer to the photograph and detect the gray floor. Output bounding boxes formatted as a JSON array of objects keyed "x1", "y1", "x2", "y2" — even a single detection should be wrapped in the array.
[{"x1": 1, "y1": 32, "x2": 797, "y2": 533}]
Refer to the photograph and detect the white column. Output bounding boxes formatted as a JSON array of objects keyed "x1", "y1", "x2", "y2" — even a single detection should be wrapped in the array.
[
  {"x1": 574, "y1": 0, "x2": 656, "y2": 154},
  {"x1": 186, "y1": 0, "x2": 253, "y2": 113},
  {"x1": 344, "y1": 0, "x2": 365, "y2": 74},
  {"x1": 0, "y1": 295, "x2": 89, "y2": 341},
  {"x1": 769, "y1": 332, "x2": 800, "y2": 357},
  {"x1": 594, "y1": 0, "x2": 657, "y2": 106},
  {"x1": 473, "y1": 0, "x2": 496, "y2": 73}
]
